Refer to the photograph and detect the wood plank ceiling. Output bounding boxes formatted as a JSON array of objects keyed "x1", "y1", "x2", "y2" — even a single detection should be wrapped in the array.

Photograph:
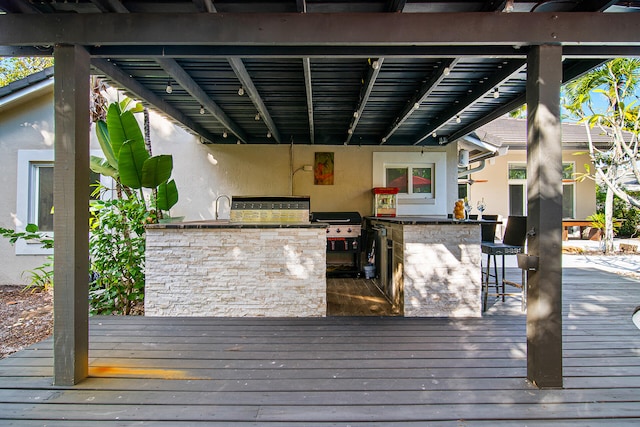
[{"x1": 0, "y1": 0, "x2": 638, "y2": 145}]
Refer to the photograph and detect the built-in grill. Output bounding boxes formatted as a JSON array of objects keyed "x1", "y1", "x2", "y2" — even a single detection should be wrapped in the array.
[{"x1": 311, "y1": 212, "x2": 362, "y2": 277}]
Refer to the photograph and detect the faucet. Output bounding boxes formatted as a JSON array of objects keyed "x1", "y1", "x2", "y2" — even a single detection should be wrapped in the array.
[{"x1": 215, "y1": 194, "x2": 231, "y2": 220}]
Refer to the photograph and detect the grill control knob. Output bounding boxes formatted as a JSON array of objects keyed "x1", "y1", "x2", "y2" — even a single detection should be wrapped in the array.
[
  {"x1": 347, "y1": 227, "x2": 352, "y2": 233},
  {"x1": 336, "y1": 228, "x2": 341, "y2": 233}
]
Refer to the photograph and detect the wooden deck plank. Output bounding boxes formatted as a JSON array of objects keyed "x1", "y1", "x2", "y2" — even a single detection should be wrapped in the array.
[{"x1": 1, "y1": 261, "x2": 639, "y2": 424}]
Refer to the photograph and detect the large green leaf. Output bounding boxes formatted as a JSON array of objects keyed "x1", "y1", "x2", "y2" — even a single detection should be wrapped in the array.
[
  {"x1": 95, "y1": 120, "x2": 117, "y2": 169},
  {"x1": 157, "y1": 179, "x2": 179, "y2": 211},
  {"x1": 107, "y1": 104, "x2": 144, "y2": 159},
  {"x1": 90, "y1": 155, "x2": 119, "y2": 180},
  {"x1": 118, "y1": 140, "x2": 150, "y2": 189},
  {"x1": 141, "y1": 155, "x2": 173, "y2": 189}
]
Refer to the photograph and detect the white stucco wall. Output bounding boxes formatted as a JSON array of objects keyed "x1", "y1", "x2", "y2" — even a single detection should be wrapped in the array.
[{"x1": 0, "y1": 91, "x2": 56, "y2": 284}]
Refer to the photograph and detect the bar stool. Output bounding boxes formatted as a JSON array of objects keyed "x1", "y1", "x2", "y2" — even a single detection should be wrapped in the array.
[{"x1": 481, "y1": 215, "x2": 528, "y2": 311}]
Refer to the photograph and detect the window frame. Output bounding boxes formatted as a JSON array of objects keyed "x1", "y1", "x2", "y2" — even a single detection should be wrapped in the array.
[
  {"x1": 16, "y1": 150, "x2": 110, "y2": 255},
  {"x1": 384, "y1": 163, "x2": 435, "y2": 199},
  {"x1": 373, "y1": 152, "x2": 447, "y2": 216},
  {"x1": 507, "y1": 161, "x2": 576, "y2": 218}
]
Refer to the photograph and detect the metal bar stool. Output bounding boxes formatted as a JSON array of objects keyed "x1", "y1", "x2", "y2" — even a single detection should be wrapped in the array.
[{"x1": 481, "y1": 216, "x2": 528, "y2": 312}]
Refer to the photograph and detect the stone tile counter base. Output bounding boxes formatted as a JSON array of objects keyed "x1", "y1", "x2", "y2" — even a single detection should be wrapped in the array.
[
  {"x1": 145, "y1": 227, "x2": 327, "y2": 317},
  {"x1": 368, "y1": 217, "x2": 483, "y2": 317},
  {"x1": 402, "y1": 224, "x2": 481, "y2": 317}
]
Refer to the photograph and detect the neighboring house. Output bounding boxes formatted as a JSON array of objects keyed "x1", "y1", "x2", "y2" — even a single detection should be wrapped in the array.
[
  {"x1": 462, "y1": 116, "x2": 610, "y2": 225},
  {"x1": 0, "y1": 71, "x2": 461, "y2": 284}
]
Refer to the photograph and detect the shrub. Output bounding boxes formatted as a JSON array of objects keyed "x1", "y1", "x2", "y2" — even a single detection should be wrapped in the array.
[{"x1": 89, "y1": 195, "x2": 151, "y2": 315}]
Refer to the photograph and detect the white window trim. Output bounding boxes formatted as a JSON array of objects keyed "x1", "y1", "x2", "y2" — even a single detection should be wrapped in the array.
[
  {"x1": 373, "y1": 152, "x2": 447, "y2": 216},
  {"x1": 16, "y1": 149, "x2": 109, "y2": 255}
]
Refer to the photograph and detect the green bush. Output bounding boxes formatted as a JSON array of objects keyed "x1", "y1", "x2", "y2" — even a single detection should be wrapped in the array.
[
  {"x1": 89, "y1": 195, "x2": 151, "y2": 315},
  {"x1": 0, "y1": 224, "x2": 54, "y2": 291},
  {"x1": 596, "y1": 186, "x2": 640, "y2": 238}
]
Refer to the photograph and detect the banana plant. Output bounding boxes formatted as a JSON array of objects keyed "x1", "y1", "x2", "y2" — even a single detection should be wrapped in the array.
[{"x1": 91, "y1": 99, "x2": 179, "y2": 215}]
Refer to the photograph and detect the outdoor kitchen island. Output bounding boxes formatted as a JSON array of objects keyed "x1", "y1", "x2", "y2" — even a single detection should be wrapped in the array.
[
  {"x1": 144, "y1": 220, "x2": 328, "y2": 317},
  {"x1": 367, "y1": 216, "x2": 483, "y2": 317}
]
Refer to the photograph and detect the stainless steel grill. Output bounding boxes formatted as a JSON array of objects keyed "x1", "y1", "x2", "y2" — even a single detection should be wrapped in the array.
[{"x1": 311, "y1": 212, "x2": 362, "y2": 277}]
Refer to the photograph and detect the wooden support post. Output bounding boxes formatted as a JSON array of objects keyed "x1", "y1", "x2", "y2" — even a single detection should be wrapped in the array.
[
  {"x1": 526, "y1": 44, "x2": 563, "y2": 388},
  {"x1": 53, "y1": 44, "x2": 90, "y2": 386}
]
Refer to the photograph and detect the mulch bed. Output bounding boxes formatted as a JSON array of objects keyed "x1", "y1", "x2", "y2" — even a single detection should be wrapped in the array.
[{"x1": 0, "y1": 285, "x2": 53, "y2": 359}]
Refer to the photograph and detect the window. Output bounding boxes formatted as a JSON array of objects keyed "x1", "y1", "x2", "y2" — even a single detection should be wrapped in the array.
[
  {"x1": 372, "y1": 152, "x2": 447, "y2": 216},
  {"x1": 28, "y1": 162, "x2": 54, "y2": 232},
  {"x1": 16, "y1": 150, "x2": 108, "y2": 255},
  {"x1": 385, "y1": 165, "x2": 433, "y2": 197},
  {"x1": 508, "y1": 163, "x2": 527, "y2": 216},
  {"x1": 562, "y1": 163, "x2": 576, "y2": 218},
  {"x1": 507, "y1": 162, "x2": 575, "y2": 218}
]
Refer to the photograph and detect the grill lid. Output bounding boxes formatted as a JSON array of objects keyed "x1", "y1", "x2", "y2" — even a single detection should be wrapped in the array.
[{"x1": 311, "y1": 212, "x2": 362, "y2": 225}]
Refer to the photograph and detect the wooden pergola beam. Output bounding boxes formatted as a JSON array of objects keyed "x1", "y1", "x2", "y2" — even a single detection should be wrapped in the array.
[{"x1": 0, "y1": 13, "x2": 639, "y2": 47}]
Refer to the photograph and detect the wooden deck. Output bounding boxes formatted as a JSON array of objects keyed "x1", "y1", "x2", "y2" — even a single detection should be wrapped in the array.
[{"x1": 1, "y1": 265, "x2": 640, "y2": 425}]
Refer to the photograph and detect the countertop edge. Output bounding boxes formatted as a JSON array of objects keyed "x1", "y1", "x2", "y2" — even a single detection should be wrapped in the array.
[
  {"x1": 366, "y1": 216, "x2": 493, "y2": 225},
  {"x1": 146, "y1": 221, "x2": 327, "y2": 230}
]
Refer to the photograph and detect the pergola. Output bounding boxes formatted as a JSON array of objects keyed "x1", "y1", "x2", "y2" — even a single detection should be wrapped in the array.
[{"x1": 0, "y1": 0, "x2": 638, "y2": 388}]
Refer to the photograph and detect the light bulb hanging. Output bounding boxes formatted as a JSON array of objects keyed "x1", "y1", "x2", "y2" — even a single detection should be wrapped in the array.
[
  {"x1": 493, "y1": 88, "x2": 500, "y2": 98},
  {"x1": 222, "y1": 130, "x2": 228, "y2": 138},
  {"x1": 238, "y1": 87, "x2": 245, "y2": 96},
  {"x1": 165, "y1": 81, "x2": 173, "y2": 94},
  {"x1": 456, "y1": 115, "x2": 461, "y2": 123},
  {"x1": 255, "y1": 113, "x2": 261, "y2": 121},
  {"x1": 199, "y1": 106, "x2": 205, "y2": 115}
]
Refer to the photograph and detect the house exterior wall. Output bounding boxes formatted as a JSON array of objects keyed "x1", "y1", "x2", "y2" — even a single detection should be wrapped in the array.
[
  {"x1": 466, "y1": 150, "x2": 596, "y2": 222},
  {"x1": 150, "y1": 126, "x2": 457, "y2": 221},
  {"x1": 0, "y1": 92, "x2": 454, "y2": 285},
  {"x1": 0, "y1": 91, "x2": 55, "y2": 284}
]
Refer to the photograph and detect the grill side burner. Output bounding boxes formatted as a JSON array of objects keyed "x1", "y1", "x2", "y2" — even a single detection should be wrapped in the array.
[{"x1": 311, "y1": 212, "x2": 362, "y2": 278}]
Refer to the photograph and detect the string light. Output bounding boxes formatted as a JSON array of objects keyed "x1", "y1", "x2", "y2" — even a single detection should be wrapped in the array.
[
  {"x1": 165, "y1": 81, "x2": 173, "y2": 94},
  {"x1": 238, "y1": 87, "x2": 245, "y2": 96},
  {"x1": 222, "y1": 130, "x2": 228, "y2": 138},
  {"x1": 456, "y1": 115, "x2": 461, "y2": 123},
  {"x1": 199, "y1": 106, "x2": 205, "y2": 115},
  {"x1": 443, "y1": 66, "x2": 451, "y2": 76},
  {"x1": 493, "y1": 88, "x2": 500, "y2": 98},
  {"x1": 255, "y1": 113, "x2": 260, "y2": 121},
  {"x1": 267, "y1": 131, "x2": 272, "y2": 138}
]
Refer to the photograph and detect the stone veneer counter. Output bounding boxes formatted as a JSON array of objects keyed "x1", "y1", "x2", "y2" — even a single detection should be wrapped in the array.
[
  {"x1": 145, "y1": 221, "x2": 327, "y2": 317},
  {"x1": 367, "y1": 217, "x2": 482, "y2": 317}
]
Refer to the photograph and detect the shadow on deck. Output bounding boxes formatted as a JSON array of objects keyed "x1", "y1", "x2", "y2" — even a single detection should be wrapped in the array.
[{"x1": 1, "y1": 264, "x2": 640, "y2": 425}]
